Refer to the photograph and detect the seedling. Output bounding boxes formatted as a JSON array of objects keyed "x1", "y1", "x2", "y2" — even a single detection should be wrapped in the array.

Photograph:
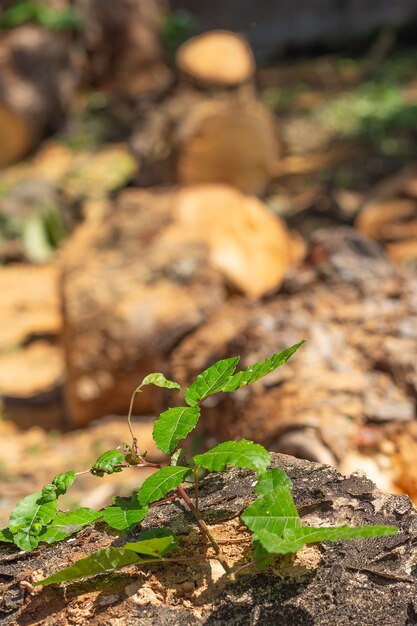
[{"x1": 0, "y1": 340, "x2": 397, "y2": 586}]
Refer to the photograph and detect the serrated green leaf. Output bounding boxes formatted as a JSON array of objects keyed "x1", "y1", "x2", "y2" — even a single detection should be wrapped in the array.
[
  {"x1": 42, "y1": 471, "x2": 76, "y2": 501},
  {"x1": 140, "y1": 373, "x2": 180, "y2": 392},
  {"x1": 185, "y1": 357, "x2": 240, "y2": 406},
  {"x1": 255, "y1": 468, "x2": 292, "y2": 495},
  {"x1": 256, "y1": 524, "x2": 398, "y2": 555},
  {"x1": 221, "y1": 341, "x2": 306, "y2": 392},
  {"x1": 133, "y1": 528, "x2": 179, "y2": 555},
  {"x1": 170, "y1": 448, "x2": 187, "y2": 466},
  {"x1": 194, "y1": 440, "x2": 271, "y2": 474},
  {"x1": 255, "y1": 529, "x2": 304, "y2": 555},
  {"x1": 13, "y1": 529, "x2": 40, "y2": 551},
  {"x1": 138, "y1": 466, "x2": 191, "y2": 505},
  {"x1": 103, "y1": 498, "x2": 148, "y2": 531},
  {"x1": 35, "y1": 546, "x2": 145, "y2": 585},
  {"x1": 0, "y1": 528, "x2": 13, "y2": 543},
  {"x1": 124, "y1": 533, "x2": 177, "y2": 558},
  {"x1": 91, "y1": 450, "x2": 125, "y2": 477},
  {"x1": 9, "y1": 491, "x2": 57, "y2": 535},
  {"x1": 38, "y1": 508, "x2": 102, "y2": 544},
  {"x1": 153, "y1": 406, "x2": 200, "y2": 454},
  {"x1": 241, "y1": 488, "x2": 300, "y2": 536}
]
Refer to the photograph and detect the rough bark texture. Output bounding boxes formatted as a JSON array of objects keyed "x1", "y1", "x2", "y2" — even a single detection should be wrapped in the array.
[{"x1": 1, "y1": 453, "x2": 417, "y2": 625}]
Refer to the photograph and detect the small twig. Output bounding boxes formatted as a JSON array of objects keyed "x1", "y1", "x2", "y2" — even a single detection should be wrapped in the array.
[
  {"x1": 150, "y1": 494, "x2": 179, "y2": 508},
  {"x1": 177, "y1": 484, "x2": 232, "y2": 575},
  {"x1": 193, "y1": 467, "x2": 200, "y2": 512},
  {"x1": 230, "y1": 555, "x2": 271, "y2": 577}
]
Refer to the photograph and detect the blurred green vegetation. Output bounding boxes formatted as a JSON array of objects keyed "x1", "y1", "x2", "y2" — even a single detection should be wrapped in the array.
[{"x1": 0, "y1": 0, "x2": 82, "y2": 31}]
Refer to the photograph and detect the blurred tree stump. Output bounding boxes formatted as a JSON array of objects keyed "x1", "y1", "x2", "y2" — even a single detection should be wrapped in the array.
[{"x1": 0, "y1": 25, "x2": 78, "y2": 167}]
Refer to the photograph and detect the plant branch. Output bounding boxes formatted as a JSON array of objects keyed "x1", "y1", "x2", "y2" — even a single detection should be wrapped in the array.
[{"x1": 177, "y1": 483, "x2": 232, "y2": 575}]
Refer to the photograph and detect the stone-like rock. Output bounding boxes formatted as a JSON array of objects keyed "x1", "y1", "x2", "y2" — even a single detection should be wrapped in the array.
[{"x1": 1, "y1": 453, "x2": 416, "y2": 625}]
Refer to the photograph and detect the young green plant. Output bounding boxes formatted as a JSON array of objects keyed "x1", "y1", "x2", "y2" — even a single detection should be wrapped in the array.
[{"x1": 0, "y1": 340, "x2": 398, "y2": 586}]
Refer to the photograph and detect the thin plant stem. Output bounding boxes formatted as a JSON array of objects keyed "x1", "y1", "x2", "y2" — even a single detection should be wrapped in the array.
[
  {"x1": 229, "y1": 555, "x2": 271, "y2": 577},
  {"x1": 126, "y1": 387, "x2": 143, "y2": 455},
  {"x1": 177, "y1": 483, "x2": 232, "y2": 575},
  {"x1": 193, "y1": 467, "x2": 200, "y2": 512}
]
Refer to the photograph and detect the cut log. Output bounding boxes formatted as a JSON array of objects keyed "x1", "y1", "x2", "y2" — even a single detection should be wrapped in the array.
[
  {"x1": 174, "y1": 184, "x2": 305, "y2": 299},
  {"x1": 60, "y1": 185, "x2": 302, "y2": 426},
  {"x1": 133, "y1": 93, "x2": 282, "y2": 195},
  {"x1": 2, "y1": 453, "x2": 416, "y2": 625},
  {"x1": 176, "y1": 29, "x2": 255, "y2": 87},
  {"x1": 0, "y1": 25, "x2": 78, "y2": 167},
  {"x1": 177, "y1": 98, "x2": 281, "y2": 194}
]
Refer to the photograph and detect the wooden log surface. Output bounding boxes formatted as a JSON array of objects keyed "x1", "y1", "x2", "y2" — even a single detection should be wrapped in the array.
[{"x1": 1, "y1": 452, "x2": 416, "y2": 625}]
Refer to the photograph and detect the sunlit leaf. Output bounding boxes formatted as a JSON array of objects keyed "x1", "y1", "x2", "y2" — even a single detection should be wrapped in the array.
[
  {"x1": 9, "y1": 491, "x2": 57, "y2": 532},
  {"x1": 138, "y1": 466, "x2": 191, "y2": 505},
  {"x1": 153, "y1": 406, "x2": 200, "y2": 454},
  {"x1": 124, "y1": 533, "x2": 177, "y2": 558},
  {"x1": 42, "y1": 471, "x2": 76, "y2": 502},
  {"x1": 255, "y1": 468, "x2": 292, "y2": 495},
  {"x1": 256, "y1": 524, "x2": 398, "y2": 555},
  {"x1": 221, "y1": 341, "x2": 306, "y2": 392},
  {"x1": 140, "y1": 373, "x2": 180, "y2": 392},
  {"x1": 103, "y1": 497, "x2": 148, "y2": 531},
  {"x1": 38, "y1": 508, "x2": 102, "y2": 544},
  {"x1": 35, "y1": 547, "x2": 145, "y2": 585},
  {"x1": 0, "y1": 528, "x2": 13, "y2": 543},
  {"x1": 91, "y1": 450, "x2": 125, "y2": 477},
  {"x1": 194, "y1": 440, "x2": 270, "y2": 474},
  {"x1": 185, "y1": 357, "x2": 240, "y2": 406},
  {"x1": 241, "y1": 488, "x2": 300, "y2": 536}
]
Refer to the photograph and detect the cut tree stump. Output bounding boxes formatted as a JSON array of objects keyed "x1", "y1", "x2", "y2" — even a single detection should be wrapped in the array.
[
  {"x1": 1, "y1": 453, "x2": 416, "y2": 625},
  {"x1": 60, "y1": 185, "x2": 301, "y2": 427},
  {"x1": 0, "y1": 25, "x2": 78, "y2": 167},
  {"x1": 133, "y1": 93, "x2": 282, "y2": 194},
  {"x1": 176, "y1": 30, "x2": 255, "y2": 87}
]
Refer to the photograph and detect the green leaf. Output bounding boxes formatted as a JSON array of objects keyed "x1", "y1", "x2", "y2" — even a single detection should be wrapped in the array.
[
  {"x1": 140, "y1": 373, "x2": 180, "y2": 392},
  {"x1": 35, "y1": 546, "x2": 145, "y2": 585},
  {"x1": 152, "y1": 406, "x2": 200, "y2": 454},
  {"x1": 185, "y1": 357, "x2": 240, "y2": 406},
  {"x1": 138, "y1": 466, "x2": 191, "y2": 505},
  {"x1": 91, "y1": 450, "x2": 125, "y2": 477},
  {"x1": 256, "y1": 524, "x2": 398, "y2": 555},
  {"x1": 255, "y1": 468, "x2": 292, "y2": 495},
  {"x1": 194, "y1": 440, "x2": 271, "y2": 474},
  {"x1": 0, "y1": 528, "x2": 13, "y2": 543},
  {"x1": 42, "y1": 471, "x2": 76, "y2": 502},
  {"x1": 103, "y1": 497, "x2": 148, "y2": 531},
  {"x1": 9, "y1": 491, "x2": 57, "y2": 535},
  {"x1": 124, "y1": 533, "x2": 178, "y2": 558},
  {"x1": 13, "y1": 530, "x2": 40, "y2": 551},
  {"x1": 241, "y1": 488, "x2": 300, "y2": 536},
  {"x1": 38, "y1": 508, "x2": 102, "y2": 544},
  {"x1": 170, "y1": 448, "x2": 187, "y2": 466},
  {"x1": 221, "y1": 341, "x2": 306, "y2": 392},
  {"x1": 131, "y1": 528, "x2": 179, "y2": 556}
]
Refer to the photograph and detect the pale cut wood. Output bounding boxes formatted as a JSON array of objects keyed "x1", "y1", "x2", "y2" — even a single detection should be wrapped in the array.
[
  {"x1": 177, "y1": 98, "x2": 281, "y2": 195},
  {"x1": 174, "y1": 184, "x2": 305, "y2": 299},
  {"x1": 176, "y1": 29, "x2": 255, "y2": 87}
]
